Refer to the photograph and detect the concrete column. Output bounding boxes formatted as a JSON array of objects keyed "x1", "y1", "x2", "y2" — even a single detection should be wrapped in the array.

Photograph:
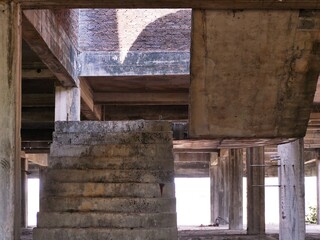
[
  {"x1": 246, "y1": 147, "x2": 265, "y2": 235},
  {"x1": 0, "y1": 1, "x2": 21, "y2": 239},
  {"x1": 21, "y1": 158, "x2": 28, "y2": 228},
  {"x1": 55, "y1": 86, "x2": 80, "y2": 121},
  {"x1": 210, "y1": 151, "x2": 229, "y2": 225},
  {"x1": 228, "y1": 149, "x2": 243, "y2": 230},
  {"x1": 278, "y1": 139, "x2": 305, "y2": 240}
]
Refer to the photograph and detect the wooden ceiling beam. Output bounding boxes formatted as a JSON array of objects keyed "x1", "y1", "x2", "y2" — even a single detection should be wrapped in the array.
[
  {"x1": 22, "y1": 10, "x2": 78, "y2": 87},
  {"x1": 20, "y1": 0, "x2": 320, "y2": 10},
  {"x1": 94, "y1": 92, "x2": 188, "y2": 105},
  {"x1": 104, "y1": 105, "x2": 188, "y2": 121},
  {"x1": 22, "y1": 68, "x2": 55, "y2": 80},
  {"x1": 80, "y1": 79, "x2": 102, "y2": 120}
]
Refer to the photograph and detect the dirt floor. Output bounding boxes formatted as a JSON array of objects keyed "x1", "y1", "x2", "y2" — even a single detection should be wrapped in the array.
[{"x1": 21, "y1": 225, "x2": 320, "y2": 240}]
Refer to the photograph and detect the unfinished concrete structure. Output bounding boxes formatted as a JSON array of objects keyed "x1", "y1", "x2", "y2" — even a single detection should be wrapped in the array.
[{"x1": 2, "y1": 1, "x2": 320, "y2": 240}]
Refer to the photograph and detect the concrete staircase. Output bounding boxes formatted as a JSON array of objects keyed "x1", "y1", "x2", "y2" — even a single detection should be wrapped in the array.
[{"x1": 33, "y1": 121, "x2": 177, "y2": 240}]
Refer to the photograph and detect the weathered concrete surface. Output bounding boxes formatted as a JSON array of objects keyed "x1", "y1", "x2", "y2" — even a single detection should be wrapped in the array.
[
  {"x1": 34, "y1": 121, "x2": 177, "y2": 240},
  {"x1": 0, "y1": 2, "x2": 21, "y2": 240},
  {"x1": 278, "y1": 139, "x2": 305, "y2": 240},
  {"x1": 190, "y1": 10, "x2": 320, "y2": 141}
]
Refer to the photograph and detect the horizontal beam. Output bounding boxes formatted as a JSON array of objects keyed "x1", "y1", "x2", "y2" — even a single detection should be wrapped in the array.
[
  {"x1": 25, "y1": 153, "x2": 48, "y2": 166},
  {"x1": 20, "y1": 0, "x2": 320, "y2": 10},
  {"x1": 22, "y1": 94, "x2": 54, "y2": 107},
  {"x1": 22, "y1": 10, "x2": 78, "y2": 87},
  {"x1": 80, "y1": 79, "x2": 102, "y2": 120},
  {"x1": 94, "y1": 92, "x2": 188, "y2": 105},
  {"x1": 104, "y1": 105, "x2": 188, "y2": 120},
  {"x1": 22, "y1": 68, "x2": 55, "y2": 80}
]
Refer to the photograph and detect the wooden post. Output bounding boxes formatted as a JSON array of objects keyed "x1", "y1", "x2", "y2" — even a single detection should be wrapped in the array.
[
  {"x1": 21, "y1": 157, "x2": 28, "y2": 228},
  {"x1": 0, "y1": 1, "x2": 21, "y2": 239},
  {"x1": 228, "y1": 149, "x2": 243, "y2": 230},
  {"x1": 210, "y1": 152, "x2": 219, "y2": 224},
  {"x1": 246, "y1": 147, "x2": 265, "y2": 235},
  {"x1": 55, "y1": 86, "x2": 80, "y2": 121},
  {"x1": 278, "y1": 139, "x2": 305, "y2": 240},
  {"x1": 210, "y1": 151, "x2": 229, "y2": 225}
]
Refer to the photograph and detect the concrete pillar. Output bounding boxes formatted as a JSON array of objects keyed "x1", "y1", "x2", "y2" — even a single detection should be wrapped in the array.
[
  {"x1": 21, "y1": 158, "x2": 28, "y2": 228},
  {"x1": 278, "y1": 139, "x2": 305, "y2": 240},
  {"x1": 210, "y1": 151, "x2": 229, "y2": 225},
  {"x1": 246, "y1": 147, "x2": 265, "y2": 235},
  {"x1": 55, "y1": 86, "x2": 80, "y2": 121},
  {"x1": 0, "y1": 1, "x2": 21, "y2": 239},
  {"x1": 228, "y1": 149, "x2": 243, "y2": 230}
]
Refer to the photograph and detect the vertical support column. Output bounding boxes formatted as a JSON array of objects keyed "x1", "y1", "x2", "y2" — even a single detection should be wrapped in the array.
[
  {"x1": 0, "y1": 1, "x2": 21, "y2": 239},
  {"x1": 210, "y1": 152, "x2": 219, "y2": 224},
  {"x1": 317, "y1": 150, "x2": 320, "y2": 225},
  {"x1": 278, "y1": 139, "x2": 305, "y2": 240},
  {"x1": 246, "y1": 147, "x2": 265, "y2": 235},
  {"x1": 210, "y1": 151, "x2": 229, "y2": 225},
  {"x1": 228, "y1": 149, "x2": 243, "y2": 230},
  {"x1": 21, "y1": 157, "x2": 28, "y2": 228},
  {"x1": 55, "y1": 86, "x2": 80, "y2": 121}
]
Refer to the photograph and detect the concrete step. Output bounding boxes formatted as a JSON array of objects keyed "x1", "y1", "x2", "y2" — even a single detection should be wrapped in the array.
[
  {"x1": 54, "y1": 120, "x2": 172, "y2": 134},
  {"x1": 53, "y1": 131, "x2": 172, "y2": 145},
  {"x1": 42, "y1": 182, "x2": 175, "y2": 198},
  {"x1": 41, "y1": 197, "x2": 176, "y2": 213},
  {"x1": 48, "y1": 156, "x2": 174, "y2": 170},
  {"x1": 50, "y1": 143, "x2": 173, "y2": 158},
  {"x1": 44, "y1": 168, "x2": 174, "y2": 183},
  {"x1": 37, "y1": 212, "x2": 176, "y2": 228},
  {"x1": 33, "y1": 227, "x2": 178, "y2": 240}
]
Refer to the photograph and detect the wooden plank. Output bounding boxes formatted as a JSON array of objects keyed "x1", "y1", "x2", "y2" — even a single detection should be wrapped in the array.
[
  {"x1": 22, "y1": 10, "x2": 78, "y2": 87},
  {"x1": 104, "y1": 105, "x2": 188, "y2": 121},
  {"x1": 210, "y1": 151, "x2": 230, "y2": 224},
  {"x1": 22, "y1": 68, "x2": 55, "y2": 80},
  {"x1": 94, "y1": 92, "x2": 188, "y2": 105},
  {"x1": 25, "y1": 154, "x2": 48, "y2": 166},
  {"x1": 228, "y1": 149, "x2": 243, "y2": 230},
  {"x1": 246, "y1": 147, "x2": 265, "y2": 235},
  {"x1": 22, "y1": 94, "x2": 54, "y2": 107},
  {"x1": 80, "y1": 79, "x2": 102, "y2": 120},
  {"x1": 0, "y1": 2, "x2": 21, "y2": 239},
  {"x1": 19, "y1": 0, "x2": 320, "y2": 10},
  {"x1": 189, "y1": 10, "x2": 319, "y2": 139},
  {"x1": 278, "y1": 139, "x2": 305, "y2": 240}
]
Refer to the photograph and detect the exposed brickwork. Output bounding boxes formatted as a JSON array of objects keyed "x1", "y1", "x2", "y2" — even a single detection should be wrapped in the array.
[
  {"x1": 78, "y1": 9, "x2": 191, "y2": 52},
  {"x1": 53, "y1": 9, "x2": 79, "y2": 48}
]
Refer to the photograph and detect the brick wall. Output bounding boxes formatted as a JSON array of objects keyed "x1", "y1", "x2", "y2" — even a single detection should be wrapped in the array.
[
  {"x1": 53, "y1": 9, "x2": 79, "y2": 48},
  {"x1": 78, "y1": 9, "x2": 191, "y2": 52}
]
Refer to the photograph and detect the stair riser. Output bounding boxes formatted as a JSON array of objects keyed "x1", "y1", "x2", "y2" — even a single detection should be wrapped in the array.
[
  {"x1": 44, "y1": 169, "x2": 174, "y2": 183},
  {"x1": 48, "y1": 157, "x2": 174, "y2": 170},
  {"x1": 33, "y1": 227, "x2": 178, "y2": 240},
  {"x1": 55, "y1": 121, "x2": 172, "y2": 134},
  {"x1": 41, "y1": 197, "x2": 176, "y2": 213},
  {"x1": 42, "y1": 182, "x2": 175, "y2": 198},
  {"x1": 50, "y1": 144, "x2": 173, "y2": 158},
  {"x1": 37, "y1": 212, "x2": 177, "y2": 228},
  {"x1": 53, "y1": 132, "x2": 172, "y2": 145}
]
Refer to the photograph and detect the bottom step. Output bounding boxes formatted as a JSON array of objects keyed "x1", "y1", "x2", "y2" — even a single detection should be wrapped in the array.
[{"x1": 33, "y1": 227, "x2": 178, "y2": 240}]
